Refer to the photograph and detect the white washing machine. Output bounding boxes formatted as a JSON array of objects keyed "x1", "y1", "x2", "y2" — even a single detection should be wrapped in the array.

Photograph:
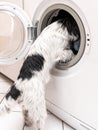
[{"x1": 0, "y1": 0, "x2": 98, "y2": 130}]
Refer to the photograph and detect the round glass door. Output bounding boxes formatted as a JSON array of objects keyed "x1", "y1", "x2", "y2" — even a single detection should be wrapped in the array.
[
  {"x1": 0, "y1": 3, "x2": 32, "y2": 65},
  {"x1": 0, "y1": 11, "x2": 24, "y2": 59}
]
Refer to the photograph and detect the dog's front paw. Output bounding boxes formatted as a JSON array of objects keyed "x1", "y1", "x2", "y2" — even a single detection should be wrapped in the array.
[
  {"x1": 25, "y1": 117, "x2": 32, "y2": 127},
  {"x1": 23, "y1": 109, "x2": 33, "y2": 127},
  {"x1": 65, "y1": 50, "x2": 75, "y2": 62},
  {"x1": 59, "y1": 50, "x2": 74, "y2": 64}
]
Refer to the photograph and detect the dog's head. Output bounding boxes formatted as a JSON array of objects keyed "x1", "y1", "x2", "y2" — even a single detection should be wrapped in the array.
[
  {"x1": 58, "y1": 18, "x2": 80, "y2": 42},
  {"x1": 49, "y1": 10, "x2": 80, "y2": 42},
  {"x1": 46, "y1": 10, "x2": 80, "y2": 54},
  {"x1": 40, "y1": 16, "x2": 80, "y2": 58},
  {"x1": 58, "y1": 18, "x2": 80, "y2": 54}
]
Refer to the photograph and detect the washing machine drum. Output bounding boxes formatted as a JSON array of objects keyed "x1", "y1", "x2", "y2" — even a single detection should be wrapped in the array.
[
  {"x1": 32, "y1": 0, "x2": 90, "y2": 70},
  {"x1": 0, "y1": 3, "x2": 32, "y2": 65}
]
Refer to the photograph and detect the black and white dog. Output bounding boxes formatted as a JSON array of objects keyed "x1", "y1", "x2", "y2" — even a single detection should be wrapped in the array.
[{"x1": 0, "y1": 19, "x2": 79, "y2": 130}]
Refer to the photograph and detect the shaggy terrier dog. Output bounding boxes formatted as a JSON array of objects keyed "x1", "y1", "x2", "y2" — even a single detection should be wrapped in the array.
[{"x1": 0, "y1": 19, "x2": 79, "y2": 130}]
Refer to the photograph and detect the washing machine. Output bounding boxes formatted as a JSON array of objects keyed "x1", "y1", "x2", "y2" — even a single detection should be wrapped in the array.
[
  {"x1": 0, "y1": 0, "x2": 98, "y2": 130},
  {"x1": 24, "y1": 0, "x2": 98, "y2": 130}
]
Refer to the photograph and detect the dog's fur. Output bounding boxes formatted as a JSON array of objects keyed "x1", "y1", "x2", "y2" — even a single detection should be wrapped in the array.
[{"x1": 0, "y1": 19, "x2": 79, "y2": 130}]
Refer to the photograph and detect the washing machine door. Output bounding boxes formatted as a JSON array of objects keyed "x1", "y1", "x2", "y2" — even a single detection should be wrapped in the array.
[{"x1": 0, "y1": 2, "x2": 32, "y2": 65}]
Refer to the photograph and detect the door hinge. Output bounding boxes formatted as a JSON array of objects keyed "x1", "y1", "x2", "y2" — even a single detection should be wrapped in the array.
[{"x1": 27, "y1": 25, "x2": 37, "y2": 42}]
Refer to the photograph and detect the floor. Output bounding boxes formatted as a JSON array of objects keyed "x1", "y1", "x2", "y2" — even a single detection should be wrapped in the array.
[{"x1": 0, "y1": 73, "x2": 74, "y2": 130}]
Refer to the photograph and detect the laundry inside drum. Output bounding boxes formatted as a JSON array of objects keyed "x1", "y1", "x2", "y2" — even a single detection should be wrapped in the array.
[{"x1": 40, "y1": 9, "x2": 84, "y2": 69}]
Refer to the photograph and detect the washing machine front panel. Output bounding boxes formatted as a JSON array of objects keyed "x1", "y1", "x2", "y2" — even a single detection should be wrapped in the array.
[
  {"x1": 37, "y1": 0, "x2": 98, "y2": 130},
  {"x1": 0, "y1": 2, "x2": 32, "y2": 80},
  {"x1": 24, "y1": 0, "x2": 97, "y2": 130},
  {"x1": 23, "y1": 0, "x2": 43, "y2": 20},
  {"x1": 74, "y1": 0, "x2": 98, "y2": 66}
]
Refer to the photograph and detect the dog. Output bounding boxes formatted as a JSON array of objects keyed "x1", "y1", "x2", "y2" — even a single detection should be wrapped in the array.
[{"x1": 0, "y1": 18, "x2": 79, "y2": 130}]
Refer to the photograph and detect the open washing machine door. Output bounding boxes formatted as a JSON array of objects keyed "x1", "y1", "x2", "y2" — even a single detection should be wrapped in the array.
[
  {"x1": 31, "y1": 0, "x2": 93, "y2": 130},
  {"x1": 0, "y1": 2, "x2": 33, "y2": 80}
]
